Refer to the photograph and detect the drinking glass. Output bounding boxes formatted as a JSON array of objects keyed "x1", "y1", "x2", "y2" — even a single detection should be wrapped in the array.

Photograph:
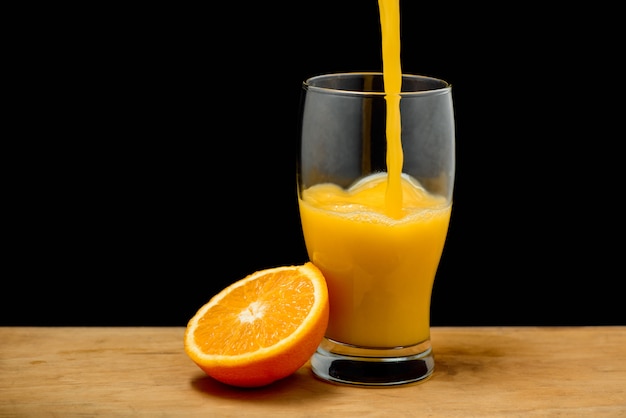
[{"x1": 296, "y1": 72, "x2": 455, "y2": 386}]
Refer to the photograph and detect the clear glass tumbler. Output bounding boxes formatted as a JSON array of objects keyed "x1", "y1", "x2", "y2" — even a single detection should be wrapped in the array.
[{"x1": 296, "y1": 72, "x2": 455, "y2": 386}]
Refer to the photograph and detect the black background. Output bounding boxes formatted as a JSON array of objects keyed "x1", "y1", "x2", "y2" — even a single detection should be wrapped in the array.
[{"x1": 4, "y1": 2, "x2": 623, "y2": 326}]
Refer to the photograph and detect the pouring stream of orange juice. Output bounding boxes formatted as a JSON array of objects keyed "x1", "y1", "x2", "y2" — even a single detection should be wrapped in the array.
[{"x1": 378, "y1": 0, "x2": 403, "y2": 219}]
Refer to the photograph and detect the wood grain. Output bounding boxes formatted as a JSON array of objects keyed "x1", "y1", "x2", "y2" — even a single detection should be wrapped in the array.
[{"x1": 1, "y1": 327, "x2": 625, "y2": 417}]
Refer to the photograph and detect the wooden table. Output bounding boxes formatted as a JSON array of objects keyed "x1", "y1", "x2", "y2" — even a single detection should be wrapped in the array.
[{"x1": 1, "y1": 327, "x2": 625, "y2": 417}]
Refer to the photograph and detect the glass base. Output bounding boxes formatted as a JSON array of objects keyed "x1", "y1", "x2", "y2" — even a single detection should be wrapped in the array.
[{"x1": 311, "y1": 337, "x2": 435, "y2": 387}]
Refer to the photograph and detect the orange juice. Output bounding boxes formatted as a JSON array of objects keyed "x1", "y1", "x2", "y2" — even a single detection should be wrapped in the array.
[
  {"x1": 298, "y1": 0, "x2": 451, "y2": 348},
  {"x1": 378, "y1": 0, "x2": 403, "y2": 219},
  {"x1": 299, "y1": 174, "x2": 450, "y2": 347}
]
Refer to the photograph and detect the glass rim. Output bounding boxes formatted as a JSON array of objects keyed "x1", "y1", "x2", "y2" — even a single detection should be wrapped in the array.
[{"x1": 303, "y1": 72, "x2": 451, "y2": 96}]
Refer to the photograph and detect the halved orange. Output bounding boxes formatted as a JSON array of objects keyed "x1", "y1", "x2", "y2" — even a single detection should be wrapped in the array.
[{"x1": 184, "y1": 262, "x2": 329, "y2": 388}]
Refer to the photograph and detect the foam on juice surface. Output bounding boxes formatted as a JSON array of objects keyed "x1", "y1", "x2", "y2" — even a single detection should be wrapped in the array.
[{"x1": 301, "y1": 173, "x2": 448, "y2": 225}]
